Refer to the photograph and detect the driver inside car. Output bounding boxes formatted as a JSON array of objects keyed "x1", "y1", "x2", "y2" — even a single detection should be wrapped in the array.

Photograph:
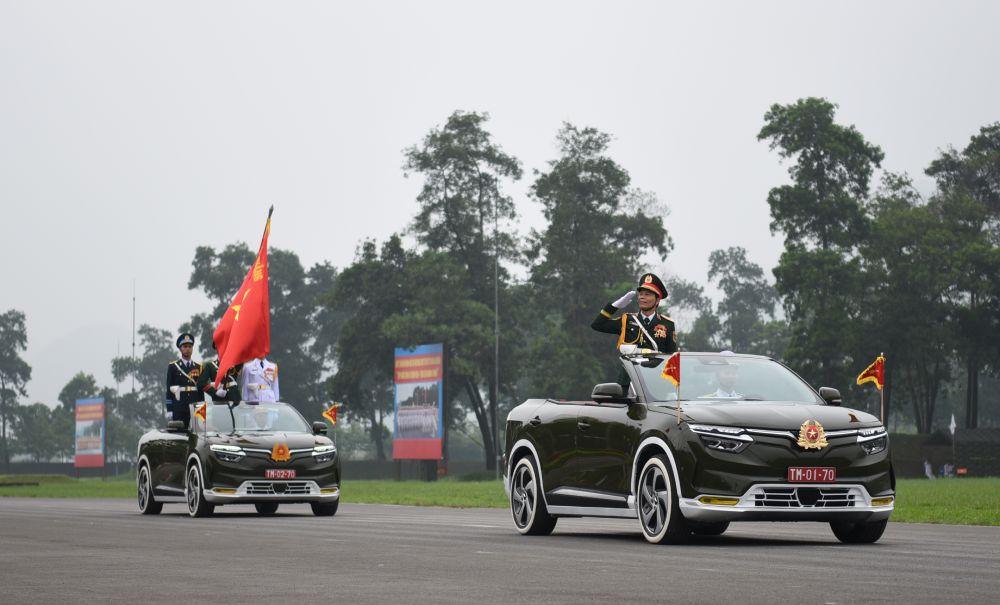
[{"x1": 701, "y1": 363, "x2": 743, "y2": 399}]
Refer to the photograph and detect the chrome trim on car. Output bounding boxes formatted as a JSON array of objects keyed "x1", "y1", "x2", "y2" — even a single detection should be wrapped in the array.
[
  {"x1": 203, "y1": 480, "x2": 340, "y2": 503},
  {"x1": 745, "y1": 428, "x2": 796, "y2": 440},
  {"x1": 549, "y1": 487, "x2": 628, "y2": 503},
  {"x1": 547, "y1": 505, "x2": 636, "y2": 519},
  {"x1": 679, "y1": 483, "x2": 894, "y2": 523}
]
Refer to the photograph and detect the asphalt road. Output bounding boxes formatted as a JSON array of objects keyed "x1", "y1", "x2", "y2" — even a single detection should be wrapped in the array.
[{"x1": 1, "y1": 498, "x2": 997, "y2": 604}]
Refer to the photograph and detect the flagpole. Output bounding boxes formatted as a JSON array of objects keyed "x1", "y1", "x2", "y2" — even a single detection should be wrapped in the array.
[
  {"x1": 676, "y1": 350, "x2": 681, "y2": 426},
  {"x1": 880, "y1": 351, "x2": 885, "y2": 425}
]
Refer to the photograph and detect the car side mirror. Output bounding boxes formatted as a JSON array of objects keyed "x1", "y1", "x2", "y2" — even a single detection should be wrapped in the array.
[
  {"x1": 819, "y1": 387, "x2": 842, "y2": 406},
  {"x1": 312, "y1": 421, "x2": 328, "y2": 435},
  {"x1": 166, "y1": 420, "x2": 186, "y2": 432},
  {"x1": 592, "y1": 383, "x2": 633, "y2": 404}
]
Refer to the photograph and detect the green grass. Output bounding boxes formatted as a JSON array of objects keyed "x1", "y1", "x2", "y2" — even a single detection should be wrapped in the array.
[
  {"x1": 3, "y1": 474, "x2": 998, "y2": 525},
  {"x1": 344, "y1": 479, "x2": 506, "y2": 508},
  {"x1": 892, "y1": 478, "x2": 1000, "y2": 526},
  {"x1": 0, "y1": 475, "x2": 134, "y2": 498}
]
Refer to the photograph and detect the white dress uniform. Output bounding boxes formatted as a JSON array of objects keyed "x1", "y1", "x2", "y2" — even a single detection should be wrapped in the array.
[{"x1": 240, "y1": 358, "x2": 280, "y2": 402}]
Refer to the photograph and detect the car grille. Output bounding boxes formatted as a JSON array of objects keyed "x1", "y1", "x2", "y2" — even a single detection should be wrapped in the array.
[
  {"x1": 244, "y1": 481, "x2": 315, "y2": 496},
  {"x1": 753, "y1": 487, "x2": 856, "y2": 508}
]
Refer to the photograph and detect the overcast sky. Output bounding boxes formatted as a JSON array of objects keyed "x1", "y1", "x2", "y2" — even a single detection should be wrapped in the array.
[{"x1": 2, "y1": 1, "x2": 998, "y2": 407}]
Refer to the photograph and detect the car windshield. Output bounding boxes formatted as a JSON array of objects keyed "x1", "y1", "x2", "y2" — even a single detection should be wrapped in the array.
[
  {"x1": 631, "y1": 353, "x2": 822, "y2": 404},
  {"x1": 195, "y1": 402, "x2": 311, "y2": 433}
]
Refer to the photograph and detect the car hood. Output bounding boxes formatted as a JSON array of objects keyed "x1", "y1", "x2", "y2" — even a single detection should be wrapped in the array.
[
  {"x1": 209, "y1": 432, "x2": 330, "y2": 449},
  {"x1": 659, "y1": 401, "x2": 881, "y2": 431}
]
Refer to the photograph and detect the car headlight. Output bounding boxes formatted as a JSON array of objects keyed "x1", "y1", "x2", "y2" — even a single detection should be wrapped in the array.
[
  {"x1": 689, "y1": 424, "x2": 753, "y2": 453},
  {"x1": 858, "y1": 427, "x2": 888, "y2": 455},
  {"x1": 210, "y1": 444, "x2": 246, "y2": 462},
  {"x1": 312, "y1": 444, "x2": 337, "y2": 464}
]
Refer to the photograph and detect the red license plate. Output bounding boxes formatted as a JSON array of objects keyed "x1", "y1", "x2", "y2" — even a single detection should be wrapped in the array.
[
  {"x1": 265, "y1": 469, "x2": 296, "y2": 479},
  {"x1": 787, "y1": 467, "x2": 836, "y2": 482}
]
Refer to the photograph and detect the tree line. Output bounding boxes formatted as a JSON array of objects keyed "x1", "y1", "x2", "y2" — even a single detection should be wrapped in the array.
[{"x1": 1, "y1": 98, "x2": 998, "y2": 469}]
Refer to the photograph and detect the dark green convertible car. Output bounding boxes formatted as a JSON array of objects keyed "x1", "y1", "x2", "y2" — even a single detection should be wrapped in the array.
[
  {"x1": 136, "y1": 401, "x2": 341, "y2": 517},
  {"x1": 503, "y1": 352, "x2": 894, "y2": 544}
]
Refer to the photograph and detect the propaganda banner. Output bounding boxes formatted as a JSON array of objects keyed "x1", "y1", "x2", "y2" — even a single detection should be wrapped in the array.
[
  {"x1": 392, "y1": 343, "x2": 443, "y2": 460},
  {"x1": 74, "y1": 398, "x2": 105, "y2": 468}
]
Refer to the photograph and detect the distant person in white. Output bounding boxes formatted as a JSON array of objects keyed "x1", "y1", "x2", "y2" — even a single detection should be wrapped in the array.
[
  {"x1": 241, "y1": 357, "x2": 280, "y2": 402},
  {"x1": 702, "y1": 363, "x2": 742, "y2": 399}
]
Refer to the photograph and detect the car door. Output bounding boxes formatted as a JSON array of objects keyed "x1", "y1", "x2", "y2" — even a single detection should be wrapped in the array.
[
  {"x1": 525, "y1": 401, "x2": 583, "y2": 504},
  {"x1": 155, "y1": 430, "x2": 191, "y2": 497},
  {"x1": 573, "y1": 401, "x2": 643, "y2": 505}
]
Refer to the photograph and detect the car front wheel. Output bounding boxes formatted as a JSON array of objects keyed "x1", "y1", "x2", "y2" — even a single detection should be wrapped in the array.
[
  {"x1": 510, "y1": 456, "x2": 557, "y2": 536},
  {"x1": 637, "y1": 455, "x2": 686, "y2": 544},
  {"x1": 830, "y1": 519, "x2": 887, "y2": 544},
  {"x1": 311, "y1": 501, "x2": 339, "y2": 517},
  {"x1": 186, "y1": 464, "x2": 215, "y2": 518},
  {"x1": 137, "y1": 465, "x2": 162, "y2": 515}
]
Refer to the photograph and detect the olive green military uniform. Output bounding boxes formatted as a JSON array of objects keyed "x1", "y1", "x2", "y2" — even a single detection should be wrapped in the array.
[{"x1": 197, "y1": 360, "x2": 243, "y2": 404}]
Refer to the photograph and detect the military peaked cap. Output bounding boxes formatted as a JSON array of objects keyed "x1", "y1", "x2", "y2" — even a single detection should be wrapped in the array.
[
  {"x1": 636, "y1": 273, "x2": 667, "y2": 299},
  {"x1": 176, "y1": 333, "x2": 195, "y2": 348}
]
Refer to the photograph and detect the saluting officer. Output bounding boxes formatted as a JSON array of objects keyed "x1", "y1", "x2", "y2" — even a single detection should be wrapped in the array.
[
  {"x1": 197, "y1": 341, "x2": 242, "y2": 404},
  {"x1": 591, "y1": 273, "x2": 678, "y2": 354},
  {"x1": 165, "y1": 333, "x2": 203, "y2": 427}
]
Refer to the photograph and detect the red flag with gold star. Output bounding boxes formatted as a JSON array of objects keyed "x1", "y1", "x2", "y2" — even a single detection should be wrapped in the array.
[
  {"x1": 323, "y1": 403, "x2": 342, "y2": 425},
  {"x1": 661, "y1": 352, "x2": 681, "y2": 386},
  {"x1": 856, "y1": 355, "x2": 885, "y2": 391},
  {"x1": 194, "y1": 403, "x2": 207, "y2": 422},
  {"x1": 213, "y1": 207, "x2": 272, "y2": 387}
]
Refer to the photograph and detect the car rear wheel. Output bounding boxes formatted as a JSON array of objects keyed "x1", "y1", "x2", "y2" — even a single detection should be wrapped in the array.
[
  {"x1": 830, "y1": 519, "x2": 887, "y2": 544},
  {"x1": 510, "y1": 456, "x2": 557, "y2": 536},
  {"x1": 255, "y1": 502, "x2": 279, "y2": 515},
  {"x1": 637, "y1": 455, "x2": 687, "y2": 544},
  {"x1": 137, "y1": 465, "x2": 162, "y2": 515},
  {"x1": 186, "y1": 464, "x2": 215, "y2": 518},
  {"x1": 311, "y1": 501, "x2": 339, "y2": 517}
]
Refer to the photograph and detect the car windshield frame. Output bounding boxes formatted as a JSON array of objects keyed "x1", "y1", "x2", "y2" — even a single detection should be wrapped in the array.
[
  {"x1": 627, "y1": 353, "x2": 824, "y2": 406},
  {"x1": 194, "y1": 401, "x2": 311, "y2": 434}
]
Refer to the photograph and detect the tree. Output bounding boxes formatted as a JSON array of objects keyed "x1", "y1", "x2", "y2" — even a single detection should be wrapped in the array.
[
  {"x1": 11, "y1": 403, "x2": 56, "y2": 462},
  {"x1": 663, "y1": 277, "x2": 720, "y2": 352},
  {"x1": 0, "y1": 309, "x2": 32, "y2": 468},
  {"x1": 527, "y1": 123, "x2": 672, "y2": 397},
  {"x1": 111, "y1": 324, "x2": 176, "y2": 431},
  {"x1": 925, "y1": 123, "x2": 1000, "y2": 428},
  {"x1": 402, "y1": 110, "x2": 523, "y2": 469},
  {"x1": 707, "y1": 247, "x2": 780, "y2": 355},
  {"x1": 758, "y1": 98, "x2": 883, "y2": 388},
  {"x1": 327, "y1": 237, "x2": 410, "y2": 461},
  {"x1": 858, "y1": 174, "x2": 955, "y2": 432}
]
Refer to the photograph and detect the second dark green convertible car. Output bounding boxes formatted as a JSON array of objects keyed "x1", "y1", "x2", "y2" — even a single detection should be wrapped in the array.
[
  {"x1": 136, "y1": 401, "x2": 341, "y2": 518},
  {"x1": 503, "y1": 352, "x2": 894, "y2": 544}
]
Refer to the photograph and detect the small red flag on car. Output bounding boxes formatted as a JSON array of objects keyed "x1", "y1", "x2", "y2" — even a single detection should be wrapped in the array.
[
  {"x1": 213, "y1": 207, "x2": 273, "y2": 387},
  {"x1": 194, "y1": 403, "x2": 207, "y2": 422},
  {"x1": 661, "y1": 352, "x2": 681, "y2": 386},
  {"x1": 856, "y1": 355, "x2": 885, "y2": 391},
  {"x1": 323, "y1": 403, "x2": 342, "y2": 425}
]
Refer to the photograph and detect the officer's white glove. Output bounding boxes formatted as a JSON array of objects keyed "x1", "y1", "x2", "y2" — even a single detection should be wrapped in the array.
[
  {"x1": 612, "y1": 290, "x2": 636, "y2": 309},
  {"x1": 169, "y1": 386, "x2": 181, "y2": 397},
  {"x1": 215, "y1": 388, "x2": 227, "y2": 397}
]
